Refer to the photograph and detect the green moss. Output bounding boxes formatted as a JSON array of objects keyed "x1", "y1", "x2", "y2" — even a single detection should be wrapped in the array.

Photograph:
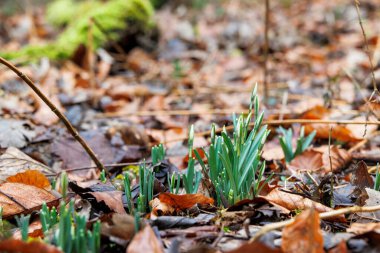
[{"x1": 1, "y1": 0, "x2": 154, "y2": 62}]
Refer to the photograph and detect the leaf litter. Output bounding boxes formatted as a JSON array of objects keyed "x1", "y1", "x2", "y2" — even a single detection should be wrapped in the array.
[{"x1": 1, "y1": 0, "x2": 380, "y2": 252}]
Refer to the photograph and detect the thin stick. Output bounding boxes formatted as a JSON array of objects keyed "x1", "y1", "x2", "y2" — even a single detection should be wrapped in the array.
[
  {"x1": 263, "y1": 0, "x2": 270, "y2": 101},
  {"x1": 249, "y1": 204, "x2": 380, "y2": 242},
  {"x1": 354, "y1": 0, "x2": 378, "y2": 93},
  {"x1": 0, "y1": 57, "x2": 107, "y2": 175}
]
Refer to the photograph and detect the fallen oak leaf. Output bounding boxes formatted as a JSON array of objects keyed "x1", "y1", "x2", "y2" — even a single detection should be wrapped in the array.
[
  {"x1": 0, "y1": 182, "x2": 60, "y2": 219},
  {"x1": 288, "y1": 150, "x2": 323, "y2": 172},
  {"x1": 150, "y1": 193, "x2": 214, "y2": 216},
  {"x1": 262, "y1": 188, "x2": 345, "y2": 222},
  {"x1": 158, "y1": 193, "x2": 214, "y2": 209},
  {"x1": 0, "y1": 239, "x2": 62, "y2": 253},
  {"x1": 90, "y1": 191, "x2": 126, "y2": 214},
  {"x1": 281, "y1": 208, "x2": 324, "y2": 253},
  {"x1": 101, "y1": 213, "x2": 136, "y2": 241},
  {"x1": 127, "y1": 225, "x2": 164, "y2": 253}
]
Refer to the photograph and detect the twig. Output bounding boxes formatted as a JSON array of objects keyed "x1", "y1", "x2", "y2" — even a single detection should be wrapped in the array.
[
  {"x1": 354, "y1": 0, "x2": 378, "y2": 93},
  {"x1": 249, "y1": 204, "x2": 380, "y2": 242},
  {"x1": 65, "y1": 161, "x2": 152, "y2": 172},
  {"x1": 0, "y1": 57, "x2": 107, "y2": 175},
  {"x1": 263, "y1": 0, "x2": 270, "y2": 101}
]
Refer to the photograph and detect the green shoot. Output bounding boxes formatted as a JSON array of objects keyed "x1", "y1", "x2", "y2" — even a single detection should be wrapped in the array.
[
  {"x1": 277, "y1": 126, "x2": 316, "y2": 163},
  {"x1": 100, "y1": 170, "x2": 106, "y2": 183},
  {"x1": 195, "y1": 86, "x2": 271, "y2": 206},
  {"x1": 152, "y1": 144, "x2": 165, "y2": 165},
  {"x1": 374, "y1": 163, "x2": 380, "y2": 191},
  {"x1": 124, "y1": 175, "x2": 134, "y2": 214},
  {"x1": 43, "y1": 200, "x2": 101, "y2": 253},
  {"x1": 60, "y1": 171, "x2": 68, "y2": 199},
  {"x1": 183, "y1": 125, "x2": 202, "y2": 194},
  {"x1": 15, "y1": 214, "x2": 30, "y2": 242},
  {"x1": 40, "y1": 202, "x2": 58, "y2": 237},
  {"x1": 137, "y1": 162, "x2": 155, "y2": 213},
  {"x1": 168, "y1": 172, "x2": 181, "y2": 194}
]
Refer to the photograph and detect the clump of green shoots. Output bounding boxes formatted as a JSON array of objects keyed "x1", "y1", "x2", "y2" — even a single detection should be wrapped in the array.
[
  {"x1": 15, "y1": 214, "x2": 30, "y2": 242},
  {"x1": 277, "y1": 126, "x2": 316, "y2": 163},
  {"x1": 168, "y1": 172, "x2": 181, "y2": 194},
  {"x1": 60, "y1": 171, "x2": 68, "y2": 199},
  {"x1": 137, "y1": 162, "x2": 155, "y2": 213},
  {"x1": 40, "y1": 200, "x2": 100, "y2": 253},
  {"x1": 183, "y1": 125, "x2": 202, "y2": 194},
  {"x1": 152, "y1": 143, "x2": 165, "y2": 165},
  {"x1": 196, "y1": 86, "x2": 271, "y2": 206}
]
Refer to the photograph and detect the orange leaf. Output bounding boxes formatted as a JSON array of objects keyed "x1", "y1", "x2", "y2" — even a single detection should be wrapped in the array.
[
  {"x1": 320, "y1": 146, "x2": 352, "y2": 172},
  {"x1": 127, "y1": 225, "x2": 164, "y2": 253},
  {"x1": 0, "y1": 239, "x2": 62, "y2": 253},
  {"x1": 302, "y1": 105, "x2": 329, "y2": 119},
  {"x1": 7, "y1": 170, "x2": 51, "y2": 189},
  {"x1": 281, "y1": 208, "x2": 324, "y2": 253},
  {"x1": 158, "y1": 193, "x2": 214, "y2": 209},
  {"x1": 304, "y1": 124, "x2": 361, "y2": 142},
  {"x1": 150, "y1": 193, "x2": 214, "y2": 216}
]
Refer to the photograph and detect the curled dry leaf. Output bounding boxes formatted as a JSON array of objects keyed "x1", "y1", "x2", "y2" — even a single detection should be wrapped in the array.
[
  {"x1": 7, "y1": 170, "x2": 51, "y2": 190},
  {"x1": 90, "y1": 191, "x2": 126, "y2": 214},
  {"x1": 0, "y1": 182, "x2": 59, "y2": 218},
  {"x1": 150, "y1": 193, "x2": 214, "y2": 216},
  {"x1": 101, "y1": 213, "x2": 136, "y2": 241},
  {"x1": 347, "y1": 222, "x2": 380, "y2": 235},
  {"x1": 281, "y1": 208, "x2": 324, "y2": 253},
  {"x1": 0, "y1": 239, "x2": 62, "y2": 253},
  {"x1": 127, "y1": 225, "x2": 164, "y2": 253},
  {"x1": 263, "y1": 188, "x2": 345, "y2": 222},
  {"x1": 0, "y1": 147, "x2": 55, "y2": 183},
  {"x1": 350, "y1": 161, "x2": 374, "y2": 190}
]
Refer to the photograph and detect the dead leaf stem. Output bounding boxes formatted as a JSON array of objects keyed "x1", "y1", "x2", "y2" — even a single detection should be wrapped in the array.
[{"x1": 0, "y1": 57, "x2": 107, "y2": 175}]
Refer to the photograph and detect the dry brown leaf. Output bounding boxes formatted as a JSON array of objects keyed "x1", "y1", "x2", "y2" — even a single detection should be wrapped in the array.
[
  {"x1": 90, "y1": 191, "x2": 126, "y2": 214},
  {"x1": 0, "y1": 239, "x2": 62, "y2": 253},
  {"x1": 288, "y1": 150, "x2": 323, "y2": 172},
  {"x1": 328, "y1": 241, "x2": 347, "y2": 253},
  {"x1": 347, "y1": 222, "x2": 380, "y2": 235},
  {"x1": 227, "y1": 241, "x2": 282, "y2": 253},
  {"x1": 321, "y1": 146, "x2": 352, "y2": 173},
  {"x1": 150, "y1": 193, "x2": 214, "y2": 216},
  {"x1": 0, "y1": 147, "x2": 55, "y2": 183},
  {"x1": 0, "y1": 182, "x2": 59, "y2": 218},
  {"x1": 304, "y1": 124, "x2": 361, "y2": 143},
  {"x1": 101, "y1": 213, "x2": 136, "y2": 240},
  {"x1": 281, "y1": 208, "x2": 324, "y2": 253},
  {"x1": 301, "y1": 105, "x2": 330, "y2": 120},
  {"x1": 350, "y1": 161, "x2": 374, "y2": 190},
  {"x1": 127, "y1": 225, "x2": 164, "y2": 253},
  {"x1": 0, "y1": 120, "x2": 36, "y2": 148},
  {"x1": 7, "y1": 170, "x2": 51, "y2": 190},
  {"x1": 263, "y1": 188, "x2": 345, "y2": 222}
]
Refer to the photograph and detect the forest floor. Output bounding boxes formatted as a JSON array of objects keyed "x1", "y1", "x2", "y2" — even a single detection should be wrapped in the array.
[{"x1": 1, "y1": 0, "x2": 380, "y2": 252}]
